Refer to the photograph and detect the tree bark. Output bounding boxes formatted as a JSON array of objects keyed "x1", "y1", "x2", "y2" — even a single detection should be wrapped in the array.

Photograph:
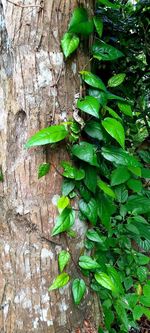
[{"x1": 0, "y1": 0, "x2": 102, "y2": 332}]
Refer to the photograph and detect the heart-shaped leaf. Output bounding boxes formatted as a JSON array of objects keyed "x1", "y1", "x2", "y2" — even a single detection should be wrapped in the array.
[
  {"x1": 71, "y1": 142, "x2": 99, "y2": 167},
  {"x1": 79, "y1": 198, "x2": 98, "y2": 225},
  {"x1": 58, "y1": 250, "x2": 70, "y2": 273},
  {"x1": 102, "y1": 117, "x2": 125, "y2": 149},
  {"x1": 92, "y1": 40, "x2": 124, "y2": 61},
  {"x1": 51, "y1": 208, "x2": 75, "y2": 236},
  {"x1": 61, "y1": 32, "x2": 79, "y2": 58},
  {"x1": 93, "y1": 16, "x2": 103, "y2": 38},
  {"x1": 38, "y1": 163, "x2": 50, "y2": 179},
  {"x1": 80, "y1": 71, "x2": 106, "y2": 91},
  {"x1": 77, "y1": 96, "x2": 100, "y2": 118},
  {"x1": 48, "y1": 273, "x2": 70, "y2": 291},
  {"x1": 79, "y1": 255, "x2": 100, "y2": 270},
  {"x1": 72, "y1": 279, "x2": 86, "y2": 304}
]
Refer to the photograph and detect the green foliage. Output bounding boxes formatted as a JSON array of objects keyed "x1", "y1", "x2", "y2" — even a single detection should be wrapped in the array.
[
  {"x1": 25, "y1": 1, "x2": 150, "y2": 331},
  {"x1": 38, "y1": 163, "x2": 50, "y2": 179}
]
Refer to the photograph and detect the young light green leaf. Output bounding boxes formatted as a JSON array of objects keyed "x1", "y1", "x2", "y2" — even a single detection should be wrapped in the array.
[
  {"x1": 25, "y1": 125, "x2": 68, "y2": 148},
  {"x1": 92, "y1": 40, "x2": 124, "y2": 61},
  {"x1": 93, "y1": 16, "x2": 103, "y2": 38},
  {"x1": 71, "y1": 142, "x2": 99, "y2": 167},
  {"x1": 111, "y1": 166, "x2": 130, "y2": 186},
  {"x1": 58, "y1": 250, "x2": 70, "y2": 273},
  {"x1": 79, "y1": 198, "x2": 98, "y2": 225},
  {"x1": 51, "y1": 208, "x2": 75, "y2": 236},
  {"x1": 38, "y1": 163, "x2": 50, "y2": 179},
  {"x1": 95, "y1": 272, "x2": 116, "y2": 292},
  {"x1": 102, "y1": 117, "x2": 125, "y2": 149},
  {"x1": 97, "y1": 178, "x2": 116, "y2": 199},
  {"x1": 48, "y1": 273, "x2": 70, "y2": 291},
  {"x1": 108, "y1": 73, "x2": 126, "y2": 87},
  {"x1": 80, "y1": 71, "x2": 106, "y2": 91},
  {"x1": 102, "y1": 147, "x2": 141, "y2": 168},
  {"x1": 84, "y1": 120, "x2": 105, "y2": 141},
  {"x1": 77, "y1": 96, "x2": 100, "y2": 118},
  {"x1": 118, "y1": 102, "x2": 132, "y2": 117},
  {"x1": 57, "y1": 196, "x2": 70, "y2": 212},
  {"x1": 79, "y1": 255, "x2": 100, "y2": 270},
  {"x1": 72, "y1": 278, "x2": 86, "y2": 304},
  {"x1": 61, "y1": 32, "x2": 79, "y2": 58},
  {"x1": 107, "y1": 265, "x2": 124, "y2": 294}
]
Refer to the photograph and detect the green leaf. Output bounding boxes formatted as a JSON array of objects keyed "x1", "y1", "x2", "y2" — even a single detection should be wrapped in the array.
[
  {"x1": 133, "y1": 305, "x2": 145, "y2": 321},
  {"x1": 107, "y1": 265, "x2": 124, "y2": 294},
  {"x1": 111, "y1": 166, "x2": 130, "y2": 186},
  {"x1": 137, "y1": 254, "x2": 150, "y2": 265},
  {"x1": 125, "y1": 195, "x2": 150, "y2": 214},
  {"x1": 84, "y1": 120, "x2": 105, "y2": 141},
  {"x1": 79, "y1": 198, "x2": 98, "y2": 225},
  {"x1": 77, "y1": 96, "x2": 100, "y2": 118},
  {"x1": 25, "y1": 125, "x2": 68, "y2": 148},
  {"x1": 137, "y1": 266, "x2": 147, "y2": 282},
  {"x1": 102, "y1": 117, "x2": 125, "y2": 149},
  {"x1": 102, "y1": 147, "x2": 141, "y2": 168},
  {"x1": 48, "y1": 272, "x2": 70, "y2": 291},
  {"x1": 124, "y1": 277, "x2": 133, "y2": 291},
  {"x1": 51, "y1": 208, "x2": 75, "y2": 236},
  {"x1": 97, "y1": 178, "x2": 116, "y2": 198},
  {"x1": 71, "y1": 142, "x2": 99, "y2": 167},
  {"x1": 89, "y1": 89, "x2": 108, "y2": 106},
  {"x1": 97, "y1": 0, "x2": 120, "y2": 9},
  {"x1": 79, "y1": 255, "x2": 100, "y2": 270},
  {"x1": 95, "y1": 272, "x2": 116, "y2": 292},
  {"x1": 108, "y1": 74, "x2": 126, "y2": 87},
  {"x1": 106, "y1": 106, "x2": 122, "y2": 121},
  {"x1": 92, "y1": 40, "x2": 124, "y2": 61},
  {"x1": 80, "y1": 71, "x2": 106, "y2": 91},
  {"x1": 58, "y1": 250, "x2": 70, "y2": 273},
  {"x1": 86, "y1": 229, "x2": 104, "y2": 243},
  {"x1": 118, "y1": 102, "x2": 132, "y2": 117},
  {"x1": 61, "y1": 32, "x2": 79, "y2": 58},
  {"x1": 93, "y1": 16, "x2": 103, "y2": 38},
  {"x1": 57, "y1": 196, "x2": 70, "y2": 212},
  {"x1": 142, "y1": 168, "x2": 150, "y2": 178},
  {"x1": 114, "y1": 300, "x2": 129, "y2": 330},
  {"x1": 72, "y1": 278, "x2": 86, "y2": 305},
  {"x1": 140, "y1": 296, "x2": 150, "y2": 307},
  {"x1": 0, "y1": 169, "x2": 4, "y2": 182},
  {"x1": 106, "y1": 92, "x2": 126, "y2": 102},
  {"x1": 68, "y1": 7, "x2": 93, "y2": 35},
  {"x1": 62, "y1": 179, "x2": 75, "y2": 196},
  {"x1": 127, "y1": 179, "x2": 142, "y2": 192},
  {"x1": 76, "y1": 182, "x2": 91, "y2": 202},
  {"x1": 84, "y1": 165, "x2": 97, "y2": 194},
  {"x1": 138, "y1": 150, "x2": 150, "y2": 164},
  {"x1": 128, "y1": 166, "x2": 141, "y2": 177},
  {"x1": 61, "y1": 161, "x2": 85, "y2": 180},
  {"x1": 38, "y1": 163, "x2": 50, "y2": 179},
  {"x1": 97, "y1": 192, "x2": 116, "y2": 229},
  {"x1": 114, "y1": 185, "x2": 128, "y2": 203}
]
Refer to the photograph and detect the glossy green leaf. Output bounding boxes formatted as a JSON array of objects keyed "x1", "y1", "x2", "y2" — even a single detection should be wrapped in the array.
[
  {"x1": 76, "y1": 182, "x2": 91, "y2": 202},
  {"x1": 89, "y1": 89, "x2": 108, "y2": 106},
  {"x1": 61, "y1": 33, "x2": 79, "y2": 58},
  {"x1": 102, "y1": 117, "x2": 125, "y2": 149},
  {"x1": 128, "y1": 166, "x2": 141, "y2": 177},
  {"x1": 25, "y1": 125, "x2": 68, "y2": 148},
  {"x1": 140, "y1": 296, "x2": 150, "y2": 307},
  {"x1": 58, "y1": 250, "x2": 70, "y2": 273},
  {"x1": 102, "y1": 147, "x2": 141, "y2": 168},
  {"x1": 71, "y1": 142, "x2": 99, "y2": 167},
  {"x1": 57, "y1": 196, "x2": 70, "y2": 212},
  {"x1": 137, "y1": 266, "x2": 147, "y2": 282},
  {"x1": 106, "y1": 92, "x2": 126, "y2": 102},
  {"x1": 68, "y1": 7, "x2": 93, "y2": 35},
  {"x1": 84, "y1": 120, "x2": 105, "y2": 141},
  {"x1": 114, "y1": 185, "x2": 128, "y2": 203},
  {"x1": 93, "y1": 16, "x2": 103, "y2": 38},
  {"x1": 72, "y1": 278, "x2": 86, "y2": 304},
  {"x1": 97, "y1": 0, "x2": 120, "y2": 9},
  {"x1": 92, "y1": 40, "x2": 124, "y2": 61},
  {"x1": 115, "y1": 300, "x2": 129, "y2": 330},
  {"x1": 133, "y1": 305, "x2": 145, "y2": 321},
  {"x1": 51, "y1": 208, "x2": 75, "y2": 236},
  {"x1": 106, "y1": 106, "x2": 122, "y2": 121},
  {"x1": 61, "y1": 161, "x2": 85, "y2": 180},
  {"x1": 79, "y1": 255, "x2": 100, "y2": 270},
  {"x1": 79, "y1": 198, "x2": 98, "y2": 225},
  {"x1": 97, "y1": 178, "x2": 116, "y2": 198},
  {"x1": 107, "y1": 265, "x2": 124, "y2": 294},
  {"x1": 77, "y1": 96, "x2": 100, "y2": 118},
  {"x1": 111, "y1": 166, "x2": 130, "y2": 186},
  {"x1": 80, "y1": 71, "x2": 106, "y2": 91},
  {"x1": 38, "y1": 163, "x2": 50, "y2": 179},
  {"x1": 48, "y1": 272, "x2": 70, "y2": 291},
  {"x1": 97, "y1": 192, "x2": 116, "y2": 229},
  {"x1": 137, "y1": 254, "x2": 150, "y2": 265},
  {"x1": 62, "y1": 179, "x2": 75, "y2": 196},
  {"x1": 84, "y1": 165, "x2": 97, "y2": 193},
  {"x1": 125, "y1": 195, "x2": 150, "y2": 214},
  {"x1": 95, "y1": 272, "x2": 116, "y2": 291},
  {"x1": 118, "y1": 102, "x2": 132, "y2": 117},
  {"x1": 127, "y1": 179, "x2": 142, "y2": 192},
  {"x1": 108, "y1": 73, "x2": 126, "y2": 87},
  {"x1": 86, "y1": 229, "x2": 104, "y2": 243}
]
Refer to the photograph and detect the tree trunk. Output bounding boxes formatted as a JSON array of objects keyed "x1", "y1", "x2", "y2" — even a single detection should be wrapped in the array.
[{"x1": 0, "y1": 0, "x2": 102, "y2": 332}]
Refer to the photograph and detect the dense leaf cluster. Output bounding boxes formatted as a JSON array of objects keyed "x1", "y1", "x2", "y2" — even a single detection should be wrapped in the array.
[{"x1": 26, "y1": 1, "x2": 150, "y2": 332}]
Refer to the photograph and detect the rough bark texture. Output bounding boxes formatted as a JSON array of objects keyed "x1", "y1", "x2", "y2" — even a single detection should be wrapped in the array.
[{"x1": 0, "y1": 0, "x2": 102, "y2": 332}]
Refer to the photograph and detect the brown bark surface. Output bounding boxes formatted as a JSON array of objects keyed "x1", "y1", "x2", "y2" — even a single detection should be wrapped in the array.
[{"x1": 0, "y1": 0, "x2": 102, "y2": 332}]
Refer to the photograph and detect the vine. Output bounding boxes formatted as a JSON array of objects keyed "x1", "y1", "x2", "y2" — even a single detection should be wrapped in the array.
[{"x1": 25, "y1": 1, "x2": 150, "y2": 332}]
